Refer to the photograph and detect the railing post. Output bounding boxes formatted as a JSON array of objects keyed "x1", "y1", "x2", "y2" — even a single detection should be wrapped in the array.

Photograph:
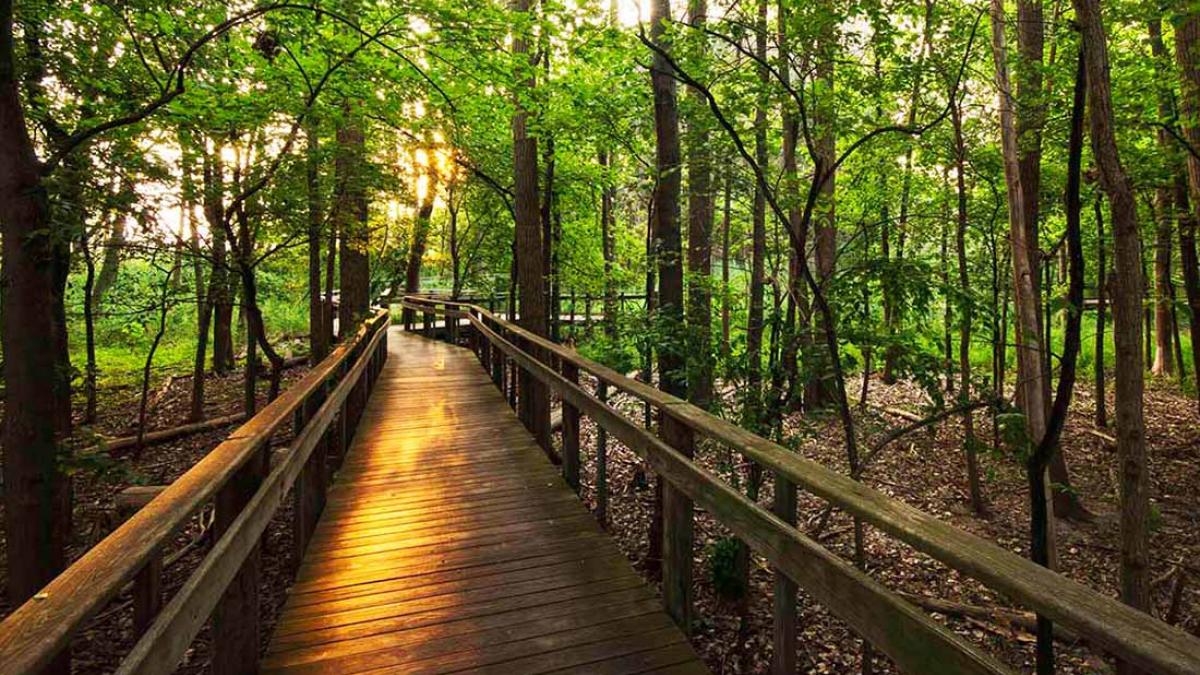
[
  {"x1": 293, "y1": 386, "x2": 326, "y2": 569},
  {"x1": 772, "y1": 470, "x2": 798, "y2": 674},
  {"x1": 448, "y1": 305, "x2": 459, "y2": 344},
  {"x1": 212, "y1": 445, "x2": 268, "y2": 675},
  {"x1": 660, "y1": 414, "x2": 694, "y2": 635},
  {"x1": 561, "y1": 360, "x2": 581, "y2": 493},
  {"x1": 132, "y1": 554, "x2": 162, "y2": 636},
  {"x1": 569, "y1": 290, "x2": 577, "y2": 339},
  {"x1": 491, "y1": 339, "x2": 503, "y2": 389},
  {"x1": 595, "y1": 381, "x2": 609, "y2": 526},
  {"x1": 479, "y1": 319, "x2": 491, "y2": 372},
  {"x1": 507, "y1": 353, "x2": 517, "y2": 409}
]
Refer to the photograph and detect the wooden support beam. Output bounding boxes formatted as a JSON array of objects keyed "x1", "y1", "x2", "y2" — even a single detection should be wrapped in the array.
[
  {"x1": 562, "y1": 361, "x2": 581, "y2": 493},
  {"x1": 772, "y1": 470, "x2": 798, "y2": 675},
  {"x1": 660, "y1": 415, "x2": 694, "y2": 633},
  {"x1": 132, "y1": 555, "x2": 162, "y2": 638},
  {"x1": 212, "y1": 446, "x2": 268, "y2": 675}
]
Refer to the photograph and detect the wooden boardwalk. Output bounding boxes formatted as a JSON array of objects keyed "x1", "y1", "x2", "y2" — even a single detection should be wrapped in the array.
[{"x1": 263, "y1": 329, "x2": 706, "y2": 674}]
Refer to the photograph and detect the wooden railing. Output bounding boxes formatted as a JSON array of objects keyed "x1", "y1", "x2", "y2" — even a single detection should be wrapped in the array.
[
  {"x1": 0, "y1": 309, "x2": 390, "y2": 675},
  {"x1": 399, "y1": 295, "x2": 1200, "y2": 675}
]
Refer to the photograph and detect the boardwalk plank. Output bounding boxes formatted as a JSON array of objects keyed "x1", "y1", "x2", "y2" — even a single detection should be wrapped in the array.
[{"x1": 266, "y1": 330, "x2": 705, "y2": 674}]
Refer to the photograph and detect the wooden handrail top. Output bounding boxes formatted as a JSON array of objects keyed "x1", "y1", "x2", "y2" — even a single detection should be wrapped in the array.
[
  {"x1": 406, "y1": 295, "x2": 1200, "y2": 675},
  {"x1": 0, "y1": 309, "x2": 390, "y2": 675}
]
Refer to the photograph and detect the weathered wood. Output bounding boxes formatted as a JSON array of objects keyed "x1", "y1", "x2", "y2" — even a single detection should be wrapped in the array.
[
  {"x1": 562, "y1": 361, "x2": 581, "y2": 493},
  {"x1": 660, "y1": 415, "x2": 694, "y2": 633},
  {"x1": 0, "y1": 310, "x2": 389, "y2": 675},
  {"x1": 772, "y1": 470, "x2": 797, "y2": 675},
  {"x1": 212, "y1": 443, "x2": 268, "y2": 675},
  {"x1": 132, "y1": 555, "x2": 162, "y2": 637},
  {"x1": 596, "y1": 380, "x2": 609, "y2": 526},
  {"x1": 115, "y1": 486, "x2": 168, "y2": 522},
  {"x1": 261, "y1": 331, "x2": 703, "y2": 674},
  {"x1": 116, "y1": 315, "x2": 388, "y2": 675}
]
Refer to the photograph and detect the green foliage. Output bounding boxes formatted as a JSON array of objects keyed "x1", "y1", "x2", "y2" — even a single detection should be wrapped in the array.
[{"x1": 706, "y1": 536, "x2": 747, "y2": 601}]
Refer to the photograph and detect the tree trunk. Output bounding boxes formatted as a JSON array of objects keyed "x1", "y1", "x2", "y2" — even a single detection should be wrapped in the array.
[
  {"x1": 0, "y1": 0, "x2": 73, "y2": 616},
  {"x1": 1177, "y1": 9, "x2": 1200, "y2": 411},
  {"x1": 511, "y1": 0, "x2": 550, "y2": 454},
  {"x1": 600, "y1": 148, "x2": 616, "y2": 336},
  {"x1": 1150, "y1": 20, "x2": 1178, "y2": 378},
  {"x1": 1095, "y1": 196, "x2": 1109, "y2": 428},
  {"x1": 951, "y1": 89, "x2": 985, "y2": 514},
  {"x1": 337, "y1": 108, "x2": 370, "y2": 330},
  {"x1": 721, "y1": 166, "x2": 732, "y2": 358},
  {"x1": 80, "y1": 226, "x2": 98, "y2": 426},
  {"x1": 685, "y1": 0, "x2": 713, "y2": 410},
  {"x1": 306, "y1": 113, "x2": 328, "y2": 363},
  {"x1": 204, "y1": 145, "x2": 235, "y2": 374},
  {"x1": 991, "y1": 0, "x2": 1055, "y2": 568},
  {"x1": 404, "y1": 165, "x2": 437, "y2": 296},
  {"x1": 1074, "y1": 2, "x2": 1151, "y2": 666},
  {"x1": 650, "y1": 0, "x2": 693, "y2": 632},
  {"x1": 808, "y1": 11, "x2": 837, "y2": 409},
  {"x1": 746, "y1": 0, "x2": 768, "y2": 424},
  {"x1": 93, "y1": 206, "x2": 125, "y2": 302}
]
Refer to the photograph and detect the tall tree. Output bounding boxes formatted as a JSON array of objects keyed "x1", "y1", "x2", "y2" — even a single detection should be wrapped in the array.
[
  {"x1": 990, "y1": 0, "x2": 1055, "y2": 564},
  {"x1": 1173, "y1": 11, "x2": 1200, "y2": 407},
  {"x1": 1149, "y1": 20, "x2": 1178, "y2": 377},
  {"x1": 1074, "y1": 1, "x2": 1151, "y2": 663},
  {"x1": 337, "y1": 107, "x2": 370, "y2": 329},
  {"x1": 306, "y1": 112, "x2": 329, "y2": 362},
  {"x1": 685, "y1": 0, "x2": 713, "y2": 409},
  {"x1": 746, "y1": 0, "x2": 768, "y2": 424},
  {"x1": 511, "y1": 0, "x2": 550, "y2": 452},
  {"x1": 650, "y1": 0, "x2": 693, "y2": 632},
  {"x1": 0, "y1": 0, "x2": 72, "y2": 613}
]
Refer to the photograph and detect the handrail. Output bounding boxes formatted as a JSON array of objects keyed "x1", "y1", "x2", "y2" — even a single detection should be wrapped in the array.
[
  {"x1": 403, "y1": 294, "x2": 1200, "y2": 675},
  {"x1": 0, "y1": 308, "x2": 390, "y2": 675}
]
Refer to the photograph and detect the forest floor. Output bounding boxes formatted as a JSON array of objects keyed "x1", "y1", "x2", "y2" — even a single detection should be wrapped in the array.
[
  {"x1": 576, "y1": 372, "x2": 1200, "y2": 674},
  {"x1": 0, "y1": 354, "x2": 312, "y2": 674},
  {"x1": 1, "y1": 356, "x2": 1196, "y2": 674}
]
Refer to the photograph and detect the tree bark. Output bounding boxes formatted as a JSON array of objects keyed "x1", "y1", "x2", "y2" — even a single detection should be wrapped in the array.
[
  {"x1": 650, "y1": 0, "x2": 693, "y2": 632},
  {"x1": 746, "y1": 0, "x2": 768, "y2": 424},
  {"x1": 306, "y1": 113, "x2": 328, "y2": 363},
  {"x1": 511, "y1": 0, "x2": 551, "y2": 453},
  {"x1": 1074, "y1": 2, "x2": 1151, "y2": 665},
  {"x1": 1177, "y1": 10, "x2": 1200, "y2": 410},
  {"x1": 951, "y1": 88, "x2": 985, "y2": 514},
  {"x1": 337, "y1": 108, "x2": 370, "y2": 330},
  {"x1": 204, "y1": 144, "x2": 235, "y2": 374},
  {"x1": 685, "y1": 0, "x2": 713, "y2": 410},
  {"x1": 1150, "y1": 20, "x2": 1178, "y2": 377},
  {"x1": 404, "y1": 159, "x2": 438, "y2": 297},
  {"x1": 600, "y1": 148, "x2": 616, "y2": 336},
  {"x1": 0, "y1": 0, "x2": 73, "y2": 617},
  {"x1": 808, "y1": 6, "x2": 837, "y2": 409},
  {"x1": 1095, "y1": 196, "x2": 1109, "y2": 428},
  {"x1": 991, "y1": 0, "x2": 1055, "y2": 567}
]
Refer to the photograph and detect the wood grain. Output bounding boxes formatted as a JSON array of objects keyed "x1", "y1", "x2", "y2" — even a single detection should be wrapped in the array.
[{"x1": 262, "y1": 331, "x2": 705, "y2": 674}]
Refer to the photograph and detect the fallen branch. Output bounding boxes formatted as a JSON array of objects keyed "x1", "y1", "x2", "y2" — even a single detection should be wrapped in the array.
[
  {"x1": 898, "y1": 592, "x2": 1081, "y2": 643},
  {"x1": 85, "y1": 413, "x2": 246, "y2": 457}
]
